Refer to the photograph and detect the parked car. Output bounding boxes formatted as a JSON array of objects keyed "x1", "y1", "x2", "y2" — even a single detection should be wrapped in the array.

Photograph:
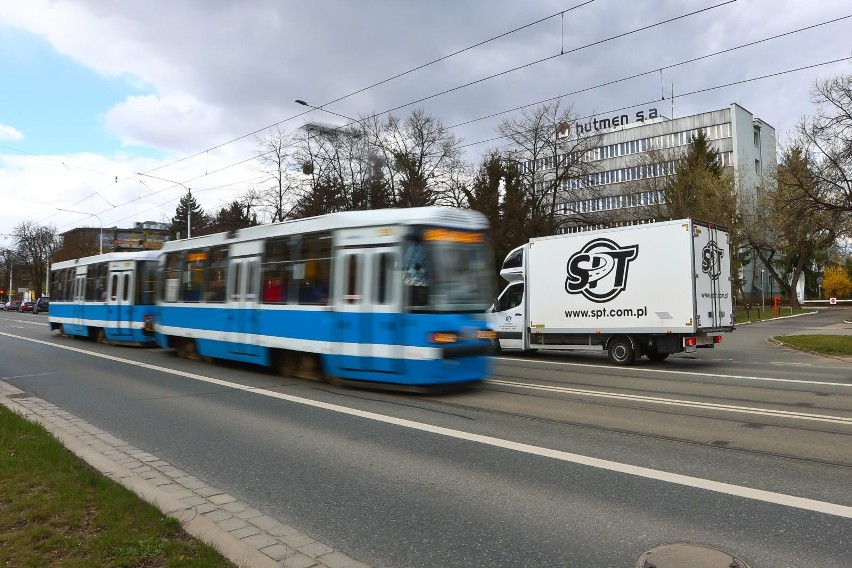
[
  {"x1": 7, "y1": 299, "x2": 21, "y2": 312},
  {"x1": 33, "y1": 297, "x2": 50, "y2": 314},
  {"x1": 18, "y1": 301, "x2": 35, "y2": 313}
]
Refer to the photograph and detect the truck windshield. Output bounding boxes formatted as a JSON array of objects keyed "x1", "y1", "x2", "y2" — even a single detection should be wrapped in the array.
[{"x1": 403, "y1": 228, "x2": 494, "y2": 313}]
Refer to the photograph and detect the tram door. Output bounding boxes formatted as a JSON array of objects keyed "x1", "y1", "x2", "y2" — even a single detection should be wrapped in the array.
[
  {"x1": 72, "y1": 269, "x2": 87, "y2": 334},
  {"x1": 336, "y1": 247, "x2": 401, "y2": 374},
  {"x1": 106, "y1": 267, "x2": 134, "y2": 338},
  {"x1": 227, "y1": 256, "x2": 261, "y2": 358}
]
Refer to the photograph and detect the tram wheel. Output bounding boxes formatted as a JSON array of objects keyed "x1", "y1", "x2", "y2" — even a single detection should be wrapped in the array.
[
  {"x1": 177, "y1": 338, "x2": 197, "y2": 359},
  {"x1": 277, "y1": 351, "x2": 297, "y2": 378}
]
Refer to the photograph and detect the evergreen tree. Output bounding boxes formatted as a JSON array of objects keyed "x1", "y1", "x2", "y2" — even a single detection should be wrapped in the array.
[
  {"x1": 170, "y1": 191, "x2": 206, "y2": 240},
  {"x1": 208, "y1": 201, "x2": 259, "y2": 233},
  {"x1": 666, "y1": 129, "x2": 729, "y2": 220}
]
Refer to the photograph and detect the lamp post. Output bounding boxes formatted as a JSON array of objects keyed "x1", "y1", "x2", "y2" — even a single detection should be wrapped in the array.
[
  {"x1": 57, "y1": 208, "x2": 104, "y2": 254},
  {"x1": 135, "y1": 173, "x2": 193, "y2": 238},
  {"x1": 760, "y1": 269, "x2": 765, "y2": 312}
]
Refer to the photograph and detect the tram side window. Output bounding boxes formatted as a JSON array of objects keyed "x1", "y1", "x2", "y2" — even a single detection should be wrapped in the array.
[
  {"x1": 86, "y1": 263, "x2": 107, "y2": 301},
  {"x1": 109, "y1": 274, "x2": 119, "y2": 301},
  {"x1": 50, "y1": 270, "x2": 65, "y2": 301},
  {"x1": 64, "y1": 270, "x2": 74, "y2": 302},
  {"x1": 403, "y1": 241, "x2": 430, "y2": 308},
  {"x1": 261, "y1": 238, "x2": 291, "y2": 304},
  {"x1": 136, "y1": 261, "x2": 158, "y2": 305},
  {"x1": 181, "y1": 249, "x2": 206, "y2": 302},
  {"x1": 163, "y1": 252, "x2": 183, "y2": 302},
  {"x1": 296, "y1": 233, "x2": 331, "y2": 305},
  {"x1": 374, "y1": 252, "x2": 395, "y2": 305},
  {"x1": 204, "y1": 247, "x2": 228, "y2": 303}
]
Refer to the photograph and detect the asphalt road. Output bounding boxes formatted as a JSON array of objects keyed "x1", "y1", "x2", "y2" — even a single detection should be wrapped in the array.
[{"x1": 1, "y1": 307, "x2": 849, "y2": 567}]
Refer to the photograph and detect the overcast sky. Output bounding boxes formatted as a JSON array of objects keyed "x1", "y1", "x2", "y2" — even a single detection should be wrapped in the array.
[{"x1": 1, "y1": 0, "x2": 851, "y2": 243}]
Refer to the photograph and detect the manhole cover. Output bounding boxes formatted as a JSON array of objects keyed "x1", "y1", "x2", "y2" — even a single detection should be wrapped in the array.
[{"x1": 637, "y1": 542, "x2": 750, "y2": 568}]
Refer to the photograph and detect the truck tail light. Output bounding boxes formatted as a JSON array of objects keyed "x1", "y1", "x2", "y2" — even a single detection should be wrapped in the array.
[
  {"x1": 713, "y1": 335, "x2": 722, "y2": 344},
  {"x1": 684, "y1": 337, "x2": 697, "y2": 347}
]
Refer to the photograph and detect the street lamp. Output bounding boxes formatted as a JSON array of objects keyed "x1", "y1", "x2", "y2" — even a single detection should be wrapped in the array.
[
  {"x1": 57, "y1": 208, "x2": 104, "y2": 254},
  {"x1": 295, "y1": 99, "x2": 359, "y2": 124},
  {"x1": 760, "y1": 269, "x2": 765, "y2": 311},
  {"x1": 135, "y1": 172, "x2": 193, "y2": 238}
]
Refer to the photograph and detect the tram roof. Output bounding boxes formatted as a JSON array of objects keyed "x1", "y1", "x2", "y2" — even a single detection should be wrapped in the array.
[
  {"x1": 51, "y1": 250, "x2": 162, "y2": 270},
  {"x1": 160, "y1": 206, "x2": 489, "y2": 252}
]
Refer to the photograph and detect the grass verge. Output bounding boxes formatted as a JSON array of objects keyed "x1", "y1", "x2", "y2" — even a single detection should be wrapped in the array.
[
  {"x1": 734, "y1": 306, "x2": 815, "y2": 324},
  {"x1": 773, "y1": 335, "x2": 852, "y2": 357},
  {"x1": 0, "y1": 405, "x2": 235, "y2": 568}
]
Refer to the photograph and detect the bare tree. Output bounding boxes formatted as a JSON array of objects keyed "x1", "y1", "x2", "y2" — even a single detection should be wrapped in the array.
[
  {"x1": 795, "y1": 73, "x2": 852, "y2": 218},
  {"x1": 291, "y1": 120, "x2": 388, "y2": 215},
  {"x1": 254, "y1": 126, "x2": 298, "y2": 222},
  {"x1": 13, "y1": 222, "x2": 59, "y2": 298},
  {"x1": 369, "y1": 109, "x2": 467, "y2": 208},
  {"x1": 742, "y1": 144, "x2": 845, "y2": 308},
  {"x1": 498, "y1": 99, "x2": 602, "y2": 236}
]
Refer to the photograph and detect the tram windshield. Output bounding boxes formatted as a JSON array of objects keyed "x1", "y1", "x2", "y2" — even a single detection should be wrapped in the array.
[{"x1": 403, "y1": 227, "x2": 494, "y2": 312}]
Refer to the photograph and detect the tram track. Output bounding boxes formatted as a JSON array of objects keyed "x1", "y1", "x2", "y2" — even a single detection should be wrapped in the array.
[{"x1": 429, "y1": 384, "x2": 852, "y2": 470}]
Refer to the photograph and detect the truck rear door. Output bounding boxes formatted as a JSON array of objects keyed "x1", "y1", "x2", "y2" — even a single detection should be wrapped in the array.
[{"x1": 692, "y1": 221, "x2": 734, "y2": 330}]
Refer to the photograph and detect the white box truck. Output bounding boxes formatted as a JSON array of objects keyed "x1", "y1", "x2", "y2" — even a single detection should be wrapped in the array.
[{"x1": 489, "y1": 219, "x2": 734, "y2": 364}]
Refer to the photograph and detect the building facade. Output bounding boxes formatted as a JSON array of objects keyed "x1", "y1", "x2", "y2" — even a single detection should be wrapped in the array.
[{"x1": 57, "y1": 221, "x2": 171, "y2": 261}]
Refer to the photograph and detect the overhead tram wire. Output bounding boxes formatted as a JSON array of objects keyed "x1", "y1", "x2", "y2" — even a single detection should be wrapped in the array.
[
  {"x1": 132, "y1": 1, "x2": 598, "y2": 179},
  {"x1": 116, "y1": 8, "x2": 850, "y2": 210},
  {"x1": 456, "y1": 55, "x2": 852, "y2": 151},
  {"x1": 48, "y1": 1, "x2": 734, "y2": 227},
  {"x1": 133, "y1": 1, "x2": 729, "y2": 175},
  {"x1": 80, "y1": 54, "x2": 852, "y2": 230},
  {"x1": 45, "y1": 1, "x2": 765, "y2": 230},
  {"x1": 48, "y1": 5, "x2": 844, "y2": 232},
  {"x1": 313, "y1": 1, "x2": 596, "y2": 110},
  {"x1": 446, "y1": 13, "x2": 852, "y2": 132},
  {"x1": 317, "y1": 0, "x2": 736, "y2": 132}
]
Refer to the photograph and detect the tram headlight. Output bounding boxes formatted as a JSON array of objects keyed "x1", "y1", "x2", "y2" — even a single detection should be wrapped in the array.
[
  {"x1": 476, "y1": 329, "x2": 497, "y2": 340},
  {"x1": 429, "y1": 332, "x2": 458, "y2": 344}
]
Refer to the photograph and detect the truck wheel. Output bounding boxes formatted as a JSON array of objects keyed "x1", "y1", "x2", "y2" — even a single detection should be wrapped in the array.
[{"x1": 608, "y1": 337, "x2": 635, "y2": 365}]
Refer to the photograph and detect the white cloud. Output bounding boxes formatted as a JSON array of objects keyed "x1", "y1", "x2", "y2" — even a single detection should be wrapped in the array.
[
  {"x1": 0, "y1": 123, "x2": 24, "y2": 141},
  {"x1": 104, "y1": 93, "x2": 223, "y2": 152}
]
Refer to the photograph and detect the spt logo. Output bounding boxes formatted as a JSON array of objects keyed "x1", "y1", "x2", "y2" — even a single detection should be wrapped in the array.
[
  {"x1": 565, "y1": 238, "x2": 639, "y2": 303},
  {"x1": 702, "y1": 240, "x2": 724, "y2": 280}
]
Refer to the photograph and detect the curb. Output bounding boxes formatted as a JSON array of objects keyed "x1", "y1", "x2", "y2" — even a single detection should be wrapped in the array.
[{"x1": 0, "y1": 381, "x2": 370, "y2": 568}]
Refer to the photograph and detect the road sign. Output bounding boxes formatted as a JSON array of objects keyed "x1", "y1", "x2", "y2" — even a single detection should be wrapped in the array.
[
  {"x1": 817, "y1": 276, "x2": 824, "y2": 285},
  {"x1": 830, "y1": 297, "x2": 837, "y2": 305}
]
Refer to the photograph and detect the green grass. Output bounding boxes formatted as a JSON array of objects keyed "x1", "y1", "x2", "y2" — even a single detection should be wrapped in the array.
[
  {"x1": 734, "y1": 305, "x2": 814, "y2": 324},
  {"x1": 773, "y1": 335, "x2": 852, "y2": 357},
  {"x1": 0, "y1": 406, "x2": 236, "y2": 568}
]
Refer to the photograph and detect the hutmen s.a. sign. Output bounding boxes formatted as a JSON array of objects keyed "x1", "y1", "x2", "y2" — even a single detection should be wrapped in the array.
[{"x1": 557, "y1": 107, "x2": 660, "y2": 138}]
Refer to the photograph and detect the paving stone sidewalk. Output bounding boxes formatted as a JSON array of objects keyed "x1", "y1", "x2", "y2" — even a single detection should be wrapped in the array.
[{"x1": 0, "y1": 380, "x2": 370, "y2": 568}]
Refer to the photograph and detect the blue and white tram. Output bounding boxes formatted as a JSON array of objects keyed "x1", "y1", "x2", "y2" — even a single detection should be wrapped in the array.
[
  {"x1": 155, "y1": 207, "x2": 496, "y2": 388},
  {"x1": 49, "y1": 251, "x2": 161, "y2": 344}
]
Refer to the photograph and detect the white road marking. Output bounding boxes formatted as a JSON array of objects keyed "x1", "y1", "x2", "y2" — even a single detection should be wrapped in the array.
[
  {"x1": 3, "y1": 330, "x2": 851, "y2": 519},
  {"x1": 496, "y1": 356, "x2": 852, "y2": 387},
  {"x1": 486, "y1": 379, "x2": 852, "y2": 425}
]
